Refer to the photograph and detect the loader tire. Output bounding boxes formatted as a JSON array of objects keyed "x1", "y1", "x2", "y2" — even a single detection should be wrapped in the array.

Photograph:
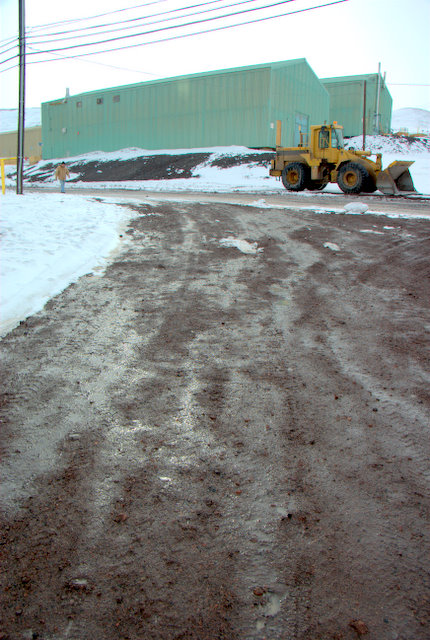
[
  {"x1": 281, "y1": 162, "x2": 308, "y2": 191},
  {"x1": 337, "y1": 162, "x2": 369, "y2": 194}
]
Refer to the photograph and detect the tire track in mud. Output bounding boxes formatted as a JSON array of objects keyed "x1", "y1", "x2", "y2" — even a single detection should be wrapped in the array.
[
  {"x1": 274, "y1": 217, "x2": 430, "y2": 638},
  {"x1": 1, "y1": 200, "x2": 429, "y2": 639}
]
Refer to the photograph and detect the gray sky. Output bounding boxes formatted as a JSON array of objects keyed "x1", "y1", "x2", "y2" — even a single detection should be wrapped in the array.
[{"x1": 1, "y1": 0, "x2": 429, "y2": 110}]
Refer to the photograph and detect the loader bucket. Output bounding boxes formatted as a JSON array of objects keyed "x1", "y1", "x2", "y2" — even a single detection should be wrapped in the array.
[{"x1": 376, "y1": 161, "x2": 416, "y2": 195}]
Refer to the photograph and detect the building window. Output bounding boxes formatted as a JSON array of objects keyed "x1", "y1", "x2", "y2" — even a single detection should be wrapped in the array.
[
  {"x1": 97, "y1": 97, "x2": 103, "y2": 105},
  {"x1": 113, "y1": 95, "x2": 120, "y2": 103},
  {"x1": 76, "y1": 101, "x2": 82, "y2": 108}
]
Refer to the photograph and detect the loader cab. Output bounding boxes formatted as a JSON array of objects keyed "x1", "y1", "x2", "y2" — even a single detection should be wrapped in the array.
[
  {"x1": 330, "y1": 126, "x2": 344, "y2": 150},
  {"x1": 310, "y1": 124, "x2": 345, "y2": 162},
  {"x1": 318, "y1": 125, "x2": 344, "y2": 150},
  {"x1": 319, "y1": 127, "x2": 330, "y2": 149}
]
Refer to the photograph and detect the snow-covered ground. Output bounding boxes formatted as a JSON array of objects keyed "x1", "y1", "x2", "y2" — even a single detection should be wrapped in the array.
[
  {"x1": 0, "y1": 193, "x2": 133, "y2": 337},
  {"x1": 1, "y1": 133, "x2": 430, "y2": 338}
]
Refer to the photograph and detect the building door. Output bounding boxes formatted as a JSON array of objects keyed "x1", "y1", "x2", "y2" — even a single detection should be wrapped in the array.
[{"x1": 294, "y1": 113, "x2": 309, "y2": 146}]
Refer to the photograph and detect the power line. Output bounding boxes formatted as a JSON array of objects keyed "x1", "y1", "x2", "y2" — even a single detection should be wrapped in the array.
[
  {"x1": 0, "y1": 0, "x2": 348, "y2": 73},
  {"x1": 0, "y1": 43, "x2": 18, "y2": 57},
  {"x1": 0, "y1": 0, "x2": 295, "y2": 66},
  {"x1": 26, "y1": 0, "x2": 267, "y2": 46},
  {"x1": 27, "y1": 0, "x2": 169, "y2": 33},
  {"x1": 26, "y1": 45, "x2": 159, "y2": 76},
  {"x1": 22, "y1": 0, "x2": 300, "y2": 56}
]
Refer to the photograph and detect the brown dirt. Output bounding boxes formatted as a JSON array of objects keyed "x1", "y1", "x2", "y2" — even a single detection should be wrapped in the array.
[
  {"x1": 1, "y1": 199, "x2": 429, "y2": 640},
  {"x1": 22, "y1": 152, "x2": 275, "y2": 184}
]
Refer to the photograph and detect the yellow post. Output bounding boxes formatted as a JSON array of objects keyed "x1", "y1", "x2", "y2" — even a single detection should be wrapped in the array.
[
  {"x1": 276, "y1": 120, "x2": 282, "y2": 147},
  {"x1": 1, "y1": 157, "x2": 17, "y2": 194},
  {"x1": 1, "y1": 159, "x2": 5, "y2": 195}
]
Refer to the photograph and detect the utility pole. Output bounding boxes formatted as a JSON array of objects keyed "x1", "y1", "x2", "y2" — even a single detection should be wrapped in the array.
[
  {"x1": 362, "y1": 80, "x2": 366, "y2": 150},
  {"x1": 17, "y1": 0, "x2": 26, "y2": 195},
  {"x1": 375, "y1": 62, "x2": 381, "y2": 135}
]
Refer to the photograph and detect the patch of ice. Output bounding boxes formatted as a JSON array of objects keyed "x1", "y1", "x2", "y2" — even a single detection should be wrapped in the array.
[{"x1": 360, "y1": 229, "x2": 385, "y2": 235}]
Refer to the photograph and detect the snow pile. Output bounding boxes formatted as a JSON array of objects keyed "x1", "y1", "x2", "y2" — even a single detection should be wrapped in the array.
[
  {"x1": 0, "y1": 193, "x2": 131, "y2": 337},
  {"x1": 0, "y1": 108, "x2": 42, "y2": 132},
  {"x1": 392, "y1": 108, "x2": 430, "y2": 134},
  {"x1": 345, "y1": 134, "x2": 430, "y2": 154}
]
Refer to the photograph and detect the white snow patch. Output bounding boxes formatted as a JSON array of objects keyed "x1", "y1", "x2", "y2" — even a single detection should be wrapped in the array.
[
  {"x1": 251, "y1": 199, "x2": 271, "y2": 208},
  {"x1": 343, "y1": 202, "x2": 369, "y2": 214},
  {"x1": 219, "y1": 237, "x2": 263, "y2": 254},
  {"x1": 360, "y1": 229, "x2": 385, "y2": 235},
  {"x1": 323, "y1": 242, "x2": 340, "y2": 251}
]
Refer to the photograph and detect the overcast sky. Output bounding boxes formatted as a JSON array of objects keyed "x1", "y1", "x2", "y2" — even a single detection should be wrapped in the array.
[{"x1": 1, "y1": 0, "x2": 429, "y2": 111}]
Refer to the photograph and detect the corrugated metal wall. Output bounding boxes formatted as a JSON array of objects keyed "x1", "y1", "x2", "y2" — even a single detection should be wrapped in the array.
[
  {"x1": 0, "y1": 126, "x2": 42, "y2": 160},
  {"x1": 41, "y1": 59, "x2": 329, "y2": 159},
  {"x1": 321, "y1": 74, "x2": 393, "y2": 137},
  {"x1": 269, "y1": 60, "x2": 329, "y2": 146}
]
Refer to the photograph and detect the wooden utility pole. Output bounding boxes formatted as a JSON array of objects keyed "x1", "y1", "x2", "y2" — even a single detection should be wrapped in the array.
[
  {"x1": 362, "y1": 80, "x2": 366, "y2": 150},
  {"x1": 17, "y1": 0, "x2": 26, "y2": 195}
]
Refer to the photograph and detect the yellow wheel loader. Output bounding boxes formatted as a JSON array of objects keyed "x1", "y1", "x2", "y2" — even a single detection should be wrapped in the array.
[{"x1": 269, "y1": 122, "x2": 416, "y2": 196}]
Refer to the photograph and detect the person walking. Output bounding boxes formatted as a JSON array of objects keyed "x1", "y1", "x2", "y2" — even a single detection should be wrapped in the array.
[{"x1": 55, "y1": 161, "x2": 70, "y2": 193}]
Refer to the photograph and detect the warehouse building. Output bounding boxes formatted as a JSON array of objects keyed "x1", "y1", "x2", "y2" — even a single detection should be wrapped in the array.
[
  {"x1": 321, "y1": 73, "x2": 392, "y2": 137},
  {"x1": 0, "y1": 126, "x2": 42, "y2": 162},
  {"x1": 41, "y1": 59, "x2": 329, "y2": 159}
]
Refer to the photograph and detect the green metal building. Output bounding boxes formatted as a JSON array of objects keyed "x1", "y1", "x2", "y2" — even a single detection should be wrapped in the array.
[
  {"x1": 321, "y1": 73, "x2": 392, "y2": 137},
  {"x1": 41, "y1": 59, "x2": 329, "y2": 159}
]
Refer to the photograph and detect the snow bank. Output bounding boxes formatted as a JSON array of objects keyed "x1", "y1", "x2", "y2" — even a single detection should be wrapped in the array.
[{"x1": 0, "y1": 193, "x2": 131, "y2": 337}]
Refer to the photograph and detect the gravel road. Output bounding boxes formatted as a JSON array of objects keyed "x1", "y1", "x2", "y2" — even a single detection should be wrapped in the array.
[{"x1": 1, "y1": 197, "x2": 429, "y2": 640}]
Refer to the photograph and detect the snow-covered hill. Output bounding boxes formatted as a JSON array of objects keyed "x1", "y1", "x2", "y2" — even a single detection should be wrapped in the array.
[
  {"x1": 391, "y1": 108, "x2": 430, "y2": 134},
  {"x1": 0, "y1": 108, "x2": 42, "y2": 133}
]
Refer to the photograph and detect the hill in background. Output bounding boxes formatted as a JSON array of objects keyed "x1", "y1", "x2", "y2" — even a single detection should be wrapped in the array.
[
  {"x1": 0, "y1": 107, "x2": 42, "y2": 132},
  {"x1": 391, "y1": 108, "x2": 430, "y2": 134}
]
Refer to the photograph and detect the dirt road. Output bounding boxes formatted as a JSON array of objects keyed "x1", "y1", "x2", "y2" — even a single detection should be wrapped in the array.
[{"x1": 1, "y1": 197, "x2": 429, "y2": 640}]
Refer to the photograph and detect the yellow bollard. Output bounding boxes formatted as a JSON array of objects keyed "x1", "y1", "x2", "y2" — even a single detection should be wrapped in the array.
[
  {"x1": 1, "y1": 157, "x2": 17, "y2": 194},
  {"x1": 1, "y1": 159, "x2": 5, "y2": 195}
]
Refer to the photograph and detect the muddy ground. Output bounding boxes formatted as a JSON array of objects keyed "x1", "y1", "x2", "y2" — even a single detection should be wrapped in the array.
[{"x1": 1, "y1": 198, "x2": 430, "y2": 640}]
